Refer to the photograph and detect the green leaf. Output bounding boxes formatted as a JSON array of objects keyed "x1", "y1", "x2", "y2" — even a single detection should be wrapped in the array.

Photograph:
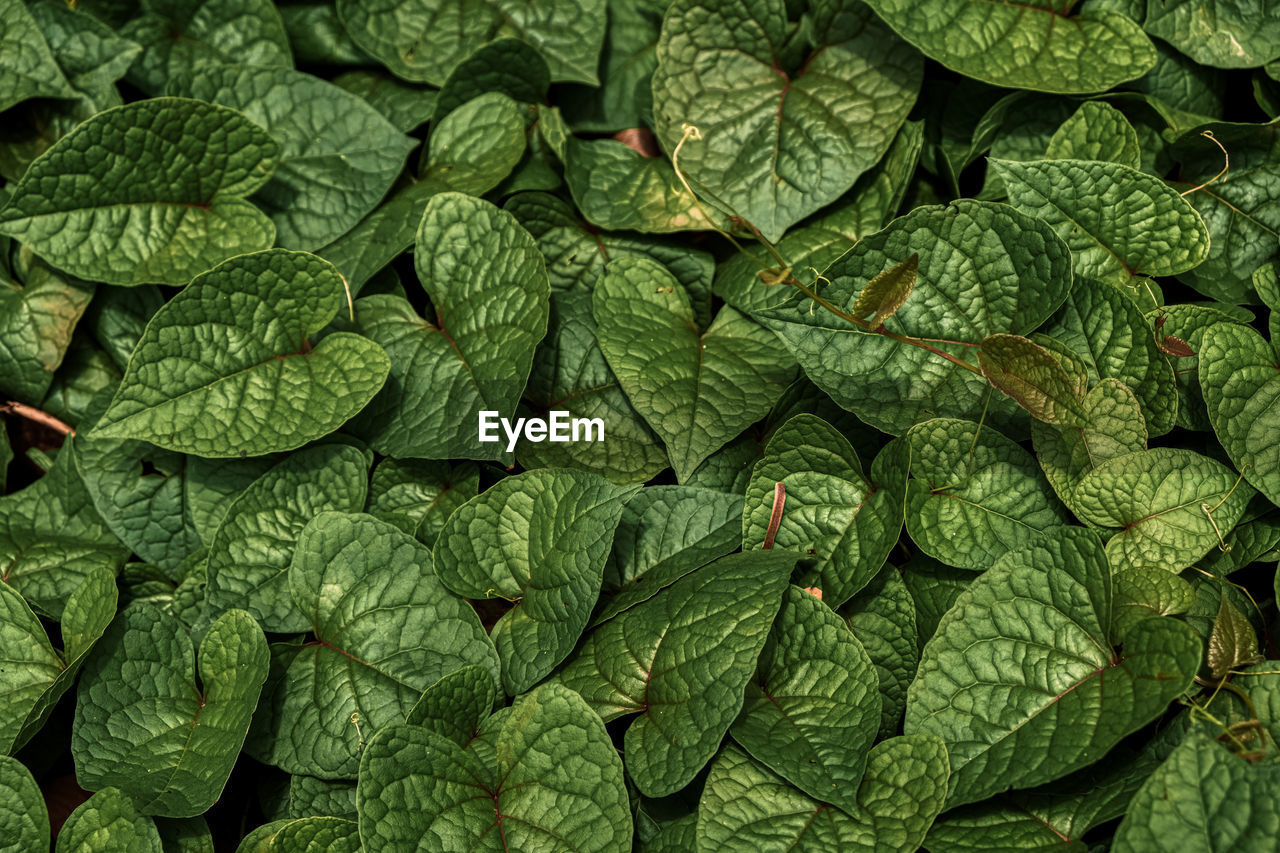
[
  {"x1": 422, "y1": 93, "x2": 526, "y2": 196},
  {"x1": 900, "y1": 555, "x2": 973, "y2": 648},
  {"x1": 55, "y1": 787, "x2": 161, "y2": 853},
  {"x1": 316, "y1": 179, "x2": 445, "y2": 295},
  {"x1": 850, "y1": 254, "x2": 918, "y2": 330},
  {"x1": 431, "y1": 38, "x2": 550, "y2": 123},
  {"x1": 713, "y1": 120, "x2": 923, "y2": 314},
  {"x1": 1072, "y1": 447, "x2": 1254, "y2": 571},
  {"x1": 651, "y1": 0, "x2": 922, "y2": 242},
  {"x1": 279, "y1": 4, "x2": 368, "y2": 65},
  {"x1": 1045, "y1": 276, "x2": 1179, "y2": 436},
  {"x1": 0, "y1": 254, "x2": 94, "y2": 403},
  {"x1": 1046, "y1": 100, "x2": 1143, "y2": 167},
  {"x1": 404, "y1": 665, "x2": 495, "y2": 746},
  {"x1": 742, "y1": 414, "x2": 905, "y2": 606},
  {"x1": 0, "y1": 0, "x2": 77, "y2": 112},
  {"x1": 367, "y1": 459, "x2": 480, "y2": 548},
  {"x1": 861, "y1": 0, "x2": 1156, "y2": 94},
  {"x1": 249, "y1": 512, "x2": 499, "y2": 779},
  {"x1": 0, "y1": 566, "x2": 115, "y2": 753},
  {"x1": 120, "y1": 0, "x2": 291, "y2": 95},
  {"x1": 1114, "y1": 728, "x2": 1280, "y2": 852},
  {"x1": 287, "y1": 777, "x2": 357, "y2": 822},
  {"x1": 594, "y1": 484, "x2": 744, "y2": 625},
  {"x1": 434, "y1": 469, "x2": 636, "y2": 695},
  {"x1": 72, "y1": 607, "x2": 268, "y2": 817},
  {"x1": 841, "y1": 567, "x2": 919, "y2": 738},
  {"x1": 206, "y1": 444, "x2": 370, "y2": 633},
  {"x1": 731, "y1": 586, "x2": 881, "y2": 816},
  {"x1": 903, "y1": 418, "x2": 1070, "y2": 571},
  {"x1": 0, "y1": 755, "x2": 49, "y2": 852},
  {"x1": 594, "y1": 257, "x2": 794, "y2": 481},
  {"x1": 560, "y1": 0, "x2": 663, "y2": 132},
  {"x1": 1144, "y1": 0, "x2": 1280, "y2": 69},
  {"x1": 336, "y1": 0, "x2": 606, "y2": 86},
  {"x1": 905, "y1": 526, "x2": 1201, "y2": 808},
  {"x1": 88, "y1": 286, "x2": 164, "y2": 375},
  {"x1": 1207, "y1": 595, "x2": 1262, "y2": 679},
  {"x1": 1112, "y1": 566, "x2": 1195, "y2": 643},
  {"x1": 1200, "y1": 320, "x2": 1280, "y2": 506},
  {"x1": 168, "y1": 64, "x2": 415, "y2": 251},
  {"x1": 352, "y1": 193, "x2": 550, "y2": 461},
  {"x1": 759, "y1": 200, "x2": 1073, "y2": 436},
  {"x1": 91, "y1": 250, "x2": 389, "y2": 457},
  {"x1": 695, "y1": 737, "x2": 949, "y2": 852},
  {"x1": 557, "y1": 550, "x2": 795, "y2": 797},
  {"x1": 184, "y1": 455, "x2": 277, "y2": 546},
  {"x1": 1030, "y1": 378, "x2": 1150, "y2": 510},
  {"x1": 517, "y1": 293, "x2": 668, "y2": 484},
  {"x1": 332, "y1": 70, "x2": 436, "y2": 133},
  {"x1": 0, "y1": 440, "x2": 127, "y2": 620},
  {"x1": 1171, "y1": 121, "x2": 1280, "y2": 303},
  {"x1": 978, "y1": 333, "x2": 1088, "y2": 426},
  {"x1": 993, "y1": 158, "x2": 1211, "y2": 287},
  {"x1": 0, "y1": 98, "x2": 279, "y2": 286},
  {"x1": 358, "y1": 682, "x2": 632, "y2": 853}
]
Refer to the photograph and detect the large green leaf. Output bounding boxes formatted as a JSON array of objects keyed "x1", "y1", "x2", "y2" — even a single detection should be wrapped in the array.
[
  {"x1": 557, "y1": 550, "x2": 794, "y2": 797},
  {"x1": 168, "y1": 64, "x2": 415, "y2": 250},
  {"x1": 742, "y1": 414, "x2": 904, "y2": 606},
  {"x1": 316, "y1": 179, "x2": 445, "y2": 295},
  {"x1": 904, "y1": 526, "x2": 1202, "y2": 807},
  {"x1": 0, "y1": 755, "x2": 48, "y2": 853},
  {"x1": 333, "y1": 70, "x2": 437, "y2": 133},
  {"x1": 1200, "y1": 321, "x2": 1280, "y2": 506},
  {"x1": 1043, "y1": 276, "x2": 1178, "y2": 436},
  {"x1": 0, "y1": 254, "x2": 94, "y2": 403},
  {"x1": 430, "y1": 38, "x2": 550, "y2": 123},
  {"x1": 91, "y1": 250, "x2": 388, "y2": 457},
  {"x1": 55, "y1": 787, "x2": 161, "y2": 853},
  {"x1": 1073, "y1": 447, "x2": 1254, "y2": 571},
  {"x1": 358, "y1": 683, "x2": 631, "y2": 853},
  {"x1": 367, "y1": 459, "x2": 479, "y2": 548},
  {"x1": 594, "y1": 257, "x2": 794, "y2": 481},
  {"x1": 1144, "y1": 0, "x2": 1280, "y2": 69},
  {"x1": 0, "y1": 440, "x2": 127, "y2": 620},
  {"x1": 993, "y1": 158, "x2": 1210, "y2": 288},
  {"x1": 120, "y1": 0, "x2": 291, "y2": 95},
  {"x1": 0, "y1": 98, "x2": 278, "y2": 286},
  {"x1": 251, "y1": 817, "x2": 360, "y2": 853},
  {"x1": 434, "y1": 469, "x2": 636, "y2": 694},
  {"x1": 595, "y1": 484, "x2": 744, "y2": 625},
  {"x1": 0, "y1": 567, "x2": 116, "y2": 754},
  {"x1": 651, "y1": 0, "x2": 922, "y2": 242},
  {"x1": 759, "y1": 200, "x2": 1073, "y2": 435},
  {"x1": 352, "y1": 193, "x2": 549, "y2": 461},
  {"x1": 205, "y1": 444, "x2": 369, "y2": 634},
  {"x1": 336, "y1": 0, "x2": 606, "y2": 86},
  {"x1": 1114, "y1": 728, "x2": 1280, "y2": 852},
  {"x1": 730, "y1": 586, "x2": 881, "y2": 816},
  {"x1": 249, "y1": 512, "x2": 499, "y2": 779},
  {"x1": 861, "y1": 0, "x2": 1156, "y2": 93},
  {"x1": 421, "y1": 93, "x2": 526, "y2": 197},
  {"x1": 1031, "y1": 378, "x2": 1149, "y2": 511},
  {"x1": 695, "y1": 738, "x2": 949, "y2": 852},
  {"x1": 903, "y1": 418, "x2": 1070, "y2": 571},
  {"x1": 72, "y1": 607, "x2": 268, "y2": 817},
  {"x1": 0, "y1": 0, "x2": 77, "y2": 112},
  {"x1": 516, "y1": 293, "x2": 668, "y2": 484}
]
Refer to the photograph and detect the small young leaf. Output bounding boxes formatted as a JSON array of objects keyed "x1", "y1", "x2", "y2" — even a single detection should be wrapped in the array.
[
  {"x1": 1207, "y1": 596, "x2": 1262, "y2": 680},
  {"x1": 978, "y1": 333, "x2": 1088, "y2": 426},
  {"x1": 851, "y1": 254, "x2": 918, "y2": 329}
]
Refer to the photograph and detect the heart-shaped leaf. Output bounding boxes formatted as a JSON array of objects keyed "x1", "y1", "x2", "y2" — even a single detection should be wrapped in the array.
[
  {"x1": 0, "y1": 98, "x2": 279, "y2": 286},
  {"x1": 92, "y1": 250, "x2": 389, "y2": 457},
  {"x1": 72, "y1": 607, "x2": 269, "y2": 817},
  {"x1": 434, "y1": 468, "x2": 637, "y2": 694}
]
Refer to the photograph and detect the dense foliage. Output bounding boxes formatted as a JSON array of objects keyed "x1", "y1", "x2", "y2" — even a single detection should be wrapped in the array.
[{"x1": 1, "y1": 0, "x2": 1279, "y2": 851}]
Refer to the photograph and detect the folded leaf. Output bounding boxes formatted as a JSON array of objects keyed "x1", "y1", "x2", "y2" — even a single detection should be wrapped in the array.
[
  {"x1": 92, "y1": 250, "x2": 389, "y2": 457},
  {"x1": 358, "y1": 683, "x2": 631, "y2": 853},
  {"x1": 557, "y1": 550, "x2": 795, "y2": 797},
  {"x1": 72, "y1": 607, "x2": 269, "y2": 817},
  {"x1": 0, "y1": 98, "x2": 279, "y2": 286},
  {"x1": 905, "y1": 526, "x2": 1202, "y2": 807},
  {"x1": 434, "y1": 469, "x2": 637, "y2": 694},
  {"x1": 978, "y1": 333, "x2": 1088, "y2": 426}
]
